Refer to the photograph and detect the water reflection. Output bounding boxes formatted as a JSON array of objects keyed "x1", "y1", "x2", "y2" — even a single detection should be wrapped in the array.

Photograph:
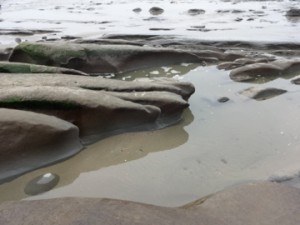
[
  {"x1": 0, "y1": 109, "x2": 194, "y2": 202},
  {"x1": 117, "y1": 63, "x2": 199, "y2": 81}
]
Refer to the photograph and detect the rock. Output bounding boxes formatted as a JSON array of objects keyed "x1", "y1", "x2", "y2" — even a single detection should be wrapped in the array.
[
  {"x1": 0, "y1": 73, "x2": 194, "y2": 142},
  {"x1": 0, "y1": 28, "x2": 58, "y2": 36},
  {"x1": 133, "y1": 8, "x2": 142, "y2": 13},
  {"x1": 0, "y1": 73, "x2": 195, "y2": 100},
  {"x1": 218, "y1": 58, "x2": 271, "y2": 70},
  {"x1": 0, "y1": 109, "x2": 82, "y2": 184},
  {"x1": 149, "y1": 7, "x2": 164, "y2": 15},
  {"x1": 291, "y1": 77, "x2": 300, "y2": 84},
  {"x1": 149, "y1": 28, "x2": 174, "y2": 31},
  {"x1": 9, "y1": 42, "x2": 202, "y2": 73},
  {"x1": 61, "y1": 35, "x2": 80, "y2": 40},
  {"x1": 187, "y1": 9, "x2": 205, "y2": 16},
  {"x1": 0, "y1": 62, "x2": 88, "y2": 75},
  {"x1": 239, "y1": 87, "x2": 287, "y2": 101},
  {"x1": 217, "y1": 97, "x2": 230, "y2": 103},
  {"x1": 0, "y1": 86, "x2": 161, "y2": 142},
  {"x1": 24, "y1": 173, "x2": 60, "y2": 195},
  {"x1": 286, "y1": 8, "x2": 300, "y2": 17},
  {"x1": 185, "y1": 182, "x2": 300, "y2": 225},
  {"x1": 230, "y1": 59, "x2": 300, "y2": 83},
  {"x1": 0, "y1": 47, "x2": 12, "y2": 61},
  {"x1": 1, "y1": 182, "x2": 300, "y2": 225},
  {"x1": 106, "y1": 91, "x2": 189, "y2": 115}
]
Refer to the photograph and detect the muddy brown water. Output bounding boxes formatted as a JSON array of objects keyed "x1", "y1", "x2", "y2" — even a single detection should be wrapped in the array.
[{"x1": 1, "y1": 64, "x2": 300, "y2": 206}]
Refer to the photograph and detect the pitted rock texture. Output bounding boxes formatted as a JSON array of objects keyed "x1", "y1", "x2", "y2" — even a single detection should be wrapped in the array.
[
  {"x1": 0, "y1": 109, "x2": 82, "y2": 184},
  {"x1": 0, "y1": 182, "x2": 299, "y2": 225}
]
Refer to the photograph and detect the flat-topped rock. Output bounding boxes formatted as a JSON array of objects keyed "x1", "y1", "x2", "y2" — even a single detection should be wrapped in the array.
[
  {"x1": 0, "y1": 86, "x2": 161, "y2": 142},
  {"x1": 230, "y1": 59, "x2": 300, "y2": 83},
  {"x1": 0, "y1": 109, "x2": 82, "y2": 184},
  {"x1": 9, "y1": 42, "x2": 202, "y2": 73},
  {"x1": 239, "y1": 87, "x2": 287, "y2": 101},
  {"x1": 0, "y1": 61, "x2": 87, "y2": 75},
  {"x1": 0, "y1": 73, "x2": 194, "y2": 100},
  {"x1": 0, "y1": 182, "x2": 300, "y2": 225}
]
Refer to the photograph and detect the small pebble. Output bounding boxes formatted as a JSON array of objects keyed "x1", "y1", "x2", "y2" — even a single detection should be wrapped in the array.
[
  {"x1": 218, "y1": 97, "x2": 230, "y2": 103},
  {"x1": 149, "y1": 7, "x2": 164, "y2": 15},
  {"x1": 24, "y1": 173, "x2": 60, "y2": 196}
]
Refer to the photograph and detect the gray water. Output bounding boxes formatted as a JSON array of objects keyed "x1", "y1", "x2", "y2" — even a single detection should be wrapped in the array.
[{"x1": 1, "y1": 64, "x2": 300, "y2": 206}]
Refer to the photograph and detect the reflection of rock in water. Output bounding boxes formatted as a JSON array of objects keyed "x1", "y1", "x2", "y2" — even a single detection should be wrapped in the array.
[
  {"x1": 24, "y1": 173, "x2": 59, "y2": 196},
  {"x1": 118, "y1": 63, "x2": 200, "y2": 81}
]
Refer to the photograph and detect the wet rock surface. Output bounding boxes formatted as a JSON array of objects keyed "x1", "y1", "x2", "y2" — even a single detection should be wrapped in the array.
[
  {"x1": 9, "y1": 42, "x2": 202, "y2": 73},
  {"x1": 0, "y1": 109, "x2": 82, "y2": 184},
  {"x1": 187, "y1": 9, "x2": 205, "y2": 16},
  {"x1": 0, "y1": 61, "x2": 87, "y2": 75},
  {"x1": 1, "y1": 182, "x2": 300, "y2": 225},
  {"x1": 0, "y1": 86, "x2": 168, "y2": 141},
  {"x1": 239, "y1": 87, "x2": 287, "y2": 101},
  {"x1": 149, "y1": 7, "x2": 164, "y2": 15},
  {"x1": 24, "y1": 173, "x2": 60, "y2": 195},
  {"x1": 0, "y1": 73, "x2": 195, "y2": 100},
  {"x1": 286, "y1": 8, "x2": 300, "y2": 17},
  {"x1": 229, "y1": 59, "x2": 300, "y2": 83}
]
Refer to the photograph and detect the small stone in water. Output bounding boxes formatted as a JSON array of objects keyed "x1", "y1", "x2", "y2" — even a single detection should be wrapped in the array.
[
  {"x1": 133, "y1": 8, "x2": 142, "y2": 13},
  {"x1": 187, "y1": 9, "x2": 205, "y2": 16},
  {"x1": 149, "y1": 7, "x2": 164, "y2": 15},
  {"x1": 218, "y1": 97, "x2": 230, "y2": 103},
  {"x1": 24, "y1": 173, "x2": 59, "y2": 196}
]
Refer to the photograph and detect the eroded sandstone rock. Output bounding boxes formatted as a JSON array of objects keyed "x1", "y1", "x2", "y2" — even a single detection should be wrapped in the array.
[
  {"x1": 9, "y1": 42, "x2": 201, "y2": 73},
  {"x1": 0, "y1": 86, "x2": 162, "y2": 142},
  {"x1": 0, "y1": 109, "x2": 82, "y2": 184},
  {"x1": 230, "y1": 59, "x2": 300, "y2": 83},
  {"x1": 0, "y1": 73, "x2": 195, "y2": 100},
  {"x1": 0, "y1": 61, "x2": 87, "y2": 75},
  {"x1": 239, "y1": 87, "x2": 287, "y2": 101},
  {"x1": 0, "y1": 182, "x2": 299, "y2": 225}
]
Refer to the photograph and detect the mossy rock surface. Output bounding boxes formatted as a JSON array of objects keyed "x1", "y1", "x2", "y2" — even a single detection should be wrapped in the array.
[
  {"x1": 0, "y1": 61, "x2": 87, "y2": 75},
  {"x1": 9, "y1": 42, "x2": 202, "y2": 73}
]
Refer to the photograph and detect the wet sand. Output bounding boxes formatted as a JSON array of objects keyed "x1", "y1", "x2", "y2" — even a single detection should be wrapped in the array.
[
  {"x1": 0, "y1": 0, "x2": 300, "y2": 46},
  {"x1": 1, "y1": 0, "x2": 300, "y2": 206}
]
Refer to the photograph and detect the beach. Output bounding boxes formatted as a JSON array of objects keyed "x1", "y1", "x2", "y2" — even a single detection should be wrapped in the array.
[{"x1": 0, "y1": 1, "x2": 300, "y2": 224}]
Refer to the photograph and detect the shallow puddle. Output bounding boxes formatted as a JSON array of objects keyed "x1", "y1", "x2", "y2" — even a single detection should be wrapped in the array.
[{"x1": 1, "y1": 64, "x2": 300, "y2": 206}]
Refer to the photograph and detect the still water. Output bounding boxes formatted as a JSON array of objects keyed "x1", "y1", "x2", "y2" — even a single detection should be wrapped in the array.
[{"x1": 1, "y1": 64, "x2": 300, "y2": 206}]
